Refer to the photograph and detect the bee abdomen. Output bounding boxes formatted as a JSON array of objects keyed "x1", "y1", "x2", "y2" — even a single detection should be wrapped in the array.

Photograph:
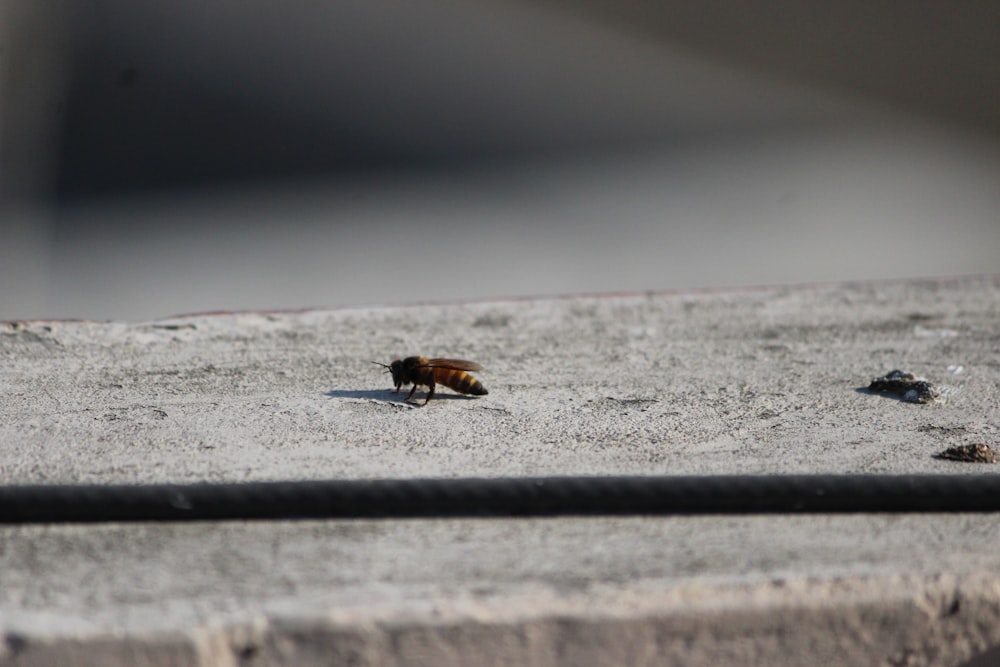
[{"x1": 434, "y1": 369, "x2": 488, "y2": 395}]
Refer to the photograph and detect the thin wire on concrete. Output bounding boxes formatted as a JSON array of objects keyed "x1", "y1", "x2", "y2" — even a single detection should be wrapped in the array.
[{"x1": 1, "y1": 475, "x2": 999, "y2": 524}]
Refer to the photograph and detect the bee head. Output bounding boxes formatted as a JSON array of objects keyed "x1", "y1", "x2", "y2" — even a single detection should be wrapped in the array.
[
  {"x1": 388, "y1": 359, "x2": 406, "y2": 387},
  {"x1": 371, "y1": 359, "x2": 406, "y2": 389}
]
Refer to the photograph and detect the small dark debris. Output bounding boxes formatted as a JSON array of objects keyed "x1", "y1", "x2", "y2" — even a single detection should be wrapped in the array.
[
  {"x1": 605, "y1": 396, "x2": 658, "y2": 406},
  {"x1": 236, "y1": 643, "x2": 259, "y2": 661},
  {"x1": 150, "y1": 323, "x2": 197, "y2": 331},
  {"x1": 868, "y1": 369, "x2": 938, "y2": 403},
  {"x1": 477, "y1": 405, "x2": 511, "y2": 414},
  {"x1": 917, "y1": 424, "x2": 967, "y2": 435},
  {"x1": 4, "y1": 633, "x2": 29, "y2": 654},
  {"x1": 472, "y1": 314, "x2": 511, "y2": 328},
  {"x1": 934, "y1": 444, "x2": 997, "y2": 464},
  {"x1": 944, "y1": 597, "x2": 961, "y2": 617}
]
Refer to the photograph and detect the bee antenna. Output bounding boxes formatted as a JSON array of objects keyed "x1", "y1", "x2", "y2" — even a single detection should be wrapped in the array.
[{"x1": 370, "y1": 361, "x2": 391, "y2": 373}]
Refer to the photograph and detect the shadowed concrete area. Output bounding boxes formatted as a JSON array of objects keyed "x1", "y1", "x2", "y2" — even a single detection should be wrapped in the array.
[{"x1": 1, "y1": 277, "x2": 1000, "y2": 665}]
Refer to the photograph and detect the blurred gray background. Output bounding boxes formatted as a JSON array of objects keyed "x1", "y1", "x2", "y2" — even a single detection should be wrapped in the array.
[{"x1": 2, "y1": 0, "x2": 998, "y2": 321}]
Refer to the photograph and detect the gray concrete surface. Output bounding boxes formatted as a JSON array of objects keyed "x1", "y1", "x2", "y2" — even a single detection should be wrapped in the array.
[{"x1": 2, "y1": 277, "x2": 1000, "y2": 665}]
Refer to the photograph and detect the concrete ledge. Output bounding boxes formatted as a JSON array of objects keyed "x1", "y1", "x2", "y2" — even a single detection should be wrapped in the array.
[
  {"x1": 4, "y1": 558, "x2": 1000, "y2": 665},
  {"x1": 2, "y1": 276, "x2": 1000, "y2": 665}
]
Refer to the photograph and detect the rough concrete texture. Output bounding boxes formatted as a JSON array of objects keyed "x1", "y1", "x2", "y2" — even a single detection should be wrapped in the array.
[{"x1": 1, "y1": 276, "x2": 1000, "y2": 665}]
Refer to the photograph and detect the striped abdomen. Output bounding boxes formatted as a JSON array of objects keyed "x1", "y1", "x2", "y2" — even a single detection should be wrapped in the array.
[{"x1": 431, "y1": 366, "x2": 488, "y2": 395}]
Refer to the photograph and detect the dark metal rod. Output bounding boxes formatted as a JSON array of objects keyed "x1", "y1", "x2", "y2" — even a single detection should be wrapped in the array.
[{"x1": 1, "y1": 475, "x2": 999, "y2": 524}]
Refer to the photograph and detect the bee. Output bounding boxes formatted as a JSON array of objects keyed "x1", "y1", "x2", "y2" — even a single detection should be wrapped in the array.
[{"x1": 372, "y1": 356, "x2": 488, "y2": 405}]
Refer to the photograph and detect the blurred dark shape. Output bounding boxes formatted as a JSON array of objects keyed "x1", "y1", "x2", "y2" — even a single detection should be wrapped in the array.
[
  {"x1": 549, "y1": 0, "x2": 1000, "y2": 136},
  {"x1": 14, "y1": 0, "x2": 994, "y2": 203}
]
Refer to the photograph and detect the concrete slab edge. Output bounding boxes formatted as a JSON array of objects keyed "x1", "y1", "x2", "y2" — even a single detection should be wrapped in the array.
[{"x1": 4, "y1": 571, "x2": 1000, "y2": 667}]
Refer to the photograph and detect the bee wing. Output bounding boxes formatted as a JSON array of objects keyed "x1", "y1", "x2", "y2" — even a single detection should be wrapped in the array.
[{"x1": 424, "y1": 358, "x2": 483, "y2": 372}]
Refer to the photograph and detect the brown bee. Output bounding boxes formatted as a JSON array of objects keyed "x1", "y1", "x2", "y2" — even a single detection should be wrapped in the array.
[{"x1": 372, "y1": 356, "x2": 488, "y2": 405}]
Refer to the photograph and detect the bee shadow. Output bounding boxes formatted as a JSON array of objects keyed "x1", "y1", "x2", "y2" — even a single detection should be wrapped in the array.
[
  {"x1": 324, "y1": 389, "x2": 477, "y2": 402},
  {"x1": 854, "y1": 387, "x2": 913, "y2": 403},
  {"x1": 324, "y1": 389, "x2": 394, "y2": 400}
]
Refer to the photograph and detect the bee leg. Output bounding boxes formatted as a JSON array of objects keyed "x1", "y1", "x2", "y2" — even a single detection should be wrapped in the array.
[
  {"x1": 423, "y1": 382, "x2": 435, "y2": 406},
  {"x1": 405, "y1": 385, "x2": 418, "y2": 402}
]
